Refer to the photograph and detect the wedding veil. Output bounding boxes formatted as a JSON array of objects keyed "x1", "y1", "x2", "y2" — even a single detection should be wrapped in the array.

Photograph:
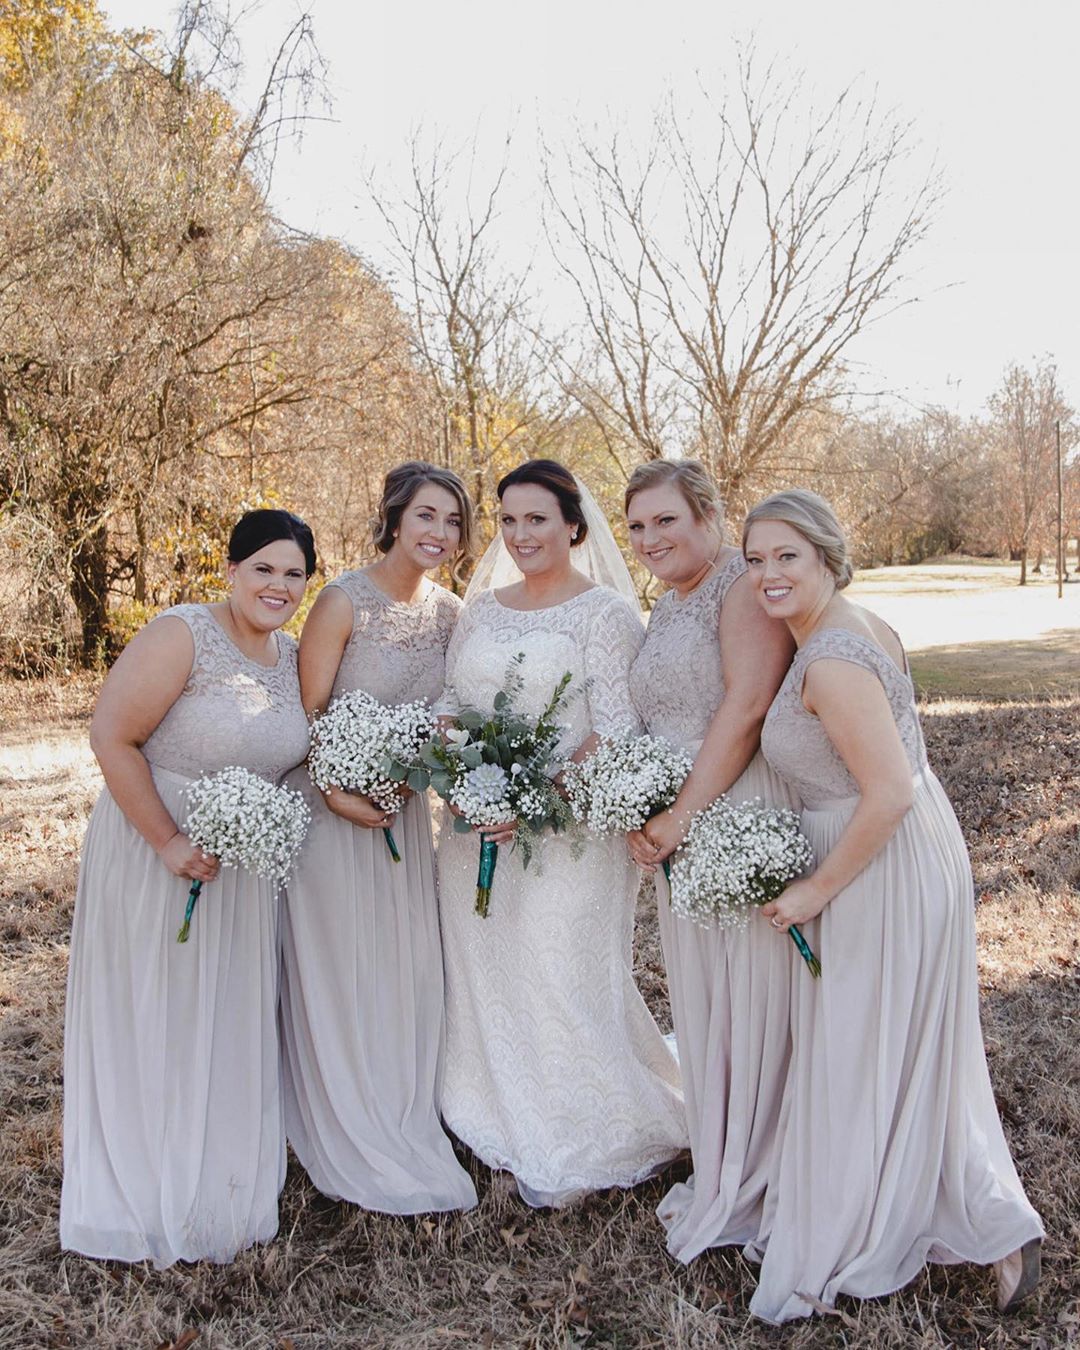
[{"x1": 464, "y1": 475, "x2": 640, "y2": 609}]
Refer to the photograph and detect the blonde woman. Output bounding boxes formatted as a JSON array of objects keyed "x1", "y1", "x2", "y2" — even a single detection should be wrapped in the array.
[
  {"x1": 624, "y1": 459, "x2": 796, "y2": 1262},
  {"x1": 281, "y1": 463, "x2": 478, "y2": 1214},
  {"x1": 743, "y1": 488, "x2": 1043, "y2": 1323}
]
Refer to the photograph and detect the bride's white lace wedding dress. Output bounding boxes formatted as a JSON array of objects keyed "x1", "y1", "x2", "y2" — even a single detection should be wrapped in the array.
[{"x1": 436, "y1": 585, "x2": 687, "y2": 1207}]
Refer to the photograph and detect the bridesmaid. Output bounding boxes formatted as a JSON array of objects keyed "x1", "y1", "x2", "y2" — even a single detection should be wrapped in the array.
[
  {"x1": 624, "y1": 459, "x2": 797, "y2": 1262},
  {"x1": 61, "y1": 509, "x2": 314, "y2": 1266},
  {"x1": 280, "y1": 462, "x2": 478, "y2": 1214},
  {"x1": 742, "y1": 488, "x2": 1043, "y2": 1323}
]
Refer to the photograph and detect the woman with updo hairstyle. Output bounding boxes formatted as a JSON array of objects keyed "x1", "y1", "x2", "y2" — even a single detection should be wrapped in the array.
[
  {"x1": 61, "y1": 509, "x2": 315, "y2": 1265},
  {"x1": 740, "y1": 488, "x2": 1043, "y2": 1323},
  {"x1": 436, "y1": 457, "x2": 686, "y2": 1207},
  {"x1": 280, "y1": 462, "x2": 478, "y2": 1215},
  {"x1": 622, "y1": 457, "x2": 797, "y2": 1264}
]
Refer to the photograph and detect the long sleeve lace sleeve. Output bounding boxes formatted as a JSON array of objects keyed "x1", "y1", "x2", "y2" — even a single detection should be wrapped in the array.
[
  {"x1": 582, "y1": 593, "x2": 645, "y2": 739},
  {"x1": 433, "y1": 595, "x2": 475, "y2": 718}
]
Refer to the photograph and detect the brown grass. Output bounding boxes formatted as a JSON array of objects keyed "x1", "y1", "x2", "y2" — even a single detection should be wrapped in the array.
[{"x1": 1, "y1": 672, "x2": 1078, "y2": 1348}]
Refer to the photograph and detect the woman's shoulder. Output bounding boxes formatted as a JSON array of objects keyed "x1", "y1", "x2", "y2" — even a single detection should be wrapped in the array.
[
  {"x1": 800, "y1": 621, "x2": 910, "y2": 691},
  {"x1": 429, "y1": 580, "x2": 464, "y2": 614}
]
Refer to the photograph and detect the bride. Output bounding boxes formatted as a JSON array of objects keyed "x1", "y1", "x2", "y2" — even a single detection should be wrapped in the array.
[{"x1": 437, "y1": 459, "x2": 686, "y2": 1207}]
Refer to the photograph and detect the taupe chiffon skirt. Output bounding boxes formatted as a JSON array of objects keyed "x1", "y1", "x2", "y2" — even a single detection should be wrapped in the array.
[
  {"x1": 748, "y1": 768, "x2": 1044, "y2": 1323},
  {"x1": 61, "y1": 768, "x2": 284, "y2": 1266},
  {"x1": 280, "y1": 779, "x2": 477, "y2": 1214},
  {"x1": 656, "y1": 749, "x2": 799, "y2": 1261}
]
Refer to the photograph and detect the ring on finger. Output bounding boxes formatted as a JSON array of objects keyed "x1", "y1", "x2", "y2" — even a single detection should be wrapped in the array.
[{"x1": 770, "y1": 916, "x2": 784, "y2": 929}]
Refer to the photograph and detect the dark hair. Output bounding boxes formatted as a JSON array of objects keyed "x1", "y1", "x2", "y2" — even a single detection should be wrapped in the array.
[
  {"x1": 228, "y1": 509, "x2": 317, "y2": 577},
  {"x1": 496, "y1": 459, "x2": 587, "y2": 546},
  {"x1": 373, "y1": 462, "x2": 476, "y2": 571}
]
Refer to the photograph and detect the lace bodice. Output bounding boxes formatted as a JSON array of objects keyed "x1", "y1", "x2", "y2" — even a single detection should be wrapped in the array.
[
  {"x1": 141, "y1": 604, "x2": 309, "y2": 783},
  {"x1": 760, "y1": 628, "x2": 927, "y2": 807},
  {"x1": 440, "y1": 586, "x2": 644, "y2": 752},
  {"x1": 327, "y1": 570, "x2": 462, "y2": 706},
  {"x1": 629, "y1": 554, "x2": 748, "y2": 751}
]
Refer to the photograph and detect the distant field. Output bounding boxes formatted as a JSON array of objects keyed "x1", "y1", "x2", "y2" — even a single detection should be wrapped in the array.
[{"x1": 847, "y1": 556, "x2": 1080, "y2": 697}]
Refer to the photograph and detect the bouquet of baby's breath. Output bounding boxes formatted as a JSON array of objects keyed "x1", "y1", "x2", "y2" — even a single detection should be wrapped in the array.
[
  {"x1": 563, "y1": 734, "x2": 693, "y2": 879},
  {"x1": 308, "y1": 690, "x2": 437, "y2": 862},
  {"x1": 669, "y1": 795, "x2": 821, "y2": 977},
  {"x1": 177, "y1": 766, "x2": 311, "y2": 943},
  {"x1": 416, "y1": 654, "x2": 574, "y2": 917}
]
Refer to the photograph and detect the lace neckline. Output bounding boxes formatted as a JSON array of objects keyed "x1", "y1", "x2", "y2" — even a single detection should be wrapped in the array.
[
  {"x1": 800, "y1": 626, "x2": 911, "y2": 682},
  {"x1": 357, "y1": 568, "x2": 436, "y2": 611},
  {"x1": 201, "y1": 606, "x2": 283, "y2": 670},
  {"x1": 490, "y1": 583, "x2": 599, "y2": 614},
  {"x1": 668, "y1": 550, "x2": 744, "y2": 606}
]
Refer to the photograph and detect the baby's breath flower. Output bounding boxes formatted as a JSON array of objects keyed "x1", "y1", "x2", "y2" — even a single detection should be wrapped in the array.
[{"x1": 669, "y1": 795, "x2": 814, "y2": 930}]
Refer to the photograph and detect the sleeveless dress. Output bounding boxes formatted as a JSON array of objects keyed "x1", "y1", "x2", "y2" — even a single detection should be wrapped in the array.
[
  {"x1": 437, "y1": 586, "x2": 687, "y2": 1207},
  {"x1": 628, "y1": 555, "x2": 799, "y2": 1262},
  {"x1": 280, "y1": 571, "x2": 477, "y2": 1214},
  {"x1": 751, "y1": 627, "x2": 1044, "y2": 1323},
  {"x1": 61, "y1": 604, "x2": 310, "y2": 1267}
]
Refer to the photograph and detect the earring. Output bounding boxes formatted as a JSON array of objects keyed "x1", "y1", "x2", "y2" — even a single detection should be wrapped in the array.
[{"x1": 571, "y1": 529, "x2": 579, "y2": 541}]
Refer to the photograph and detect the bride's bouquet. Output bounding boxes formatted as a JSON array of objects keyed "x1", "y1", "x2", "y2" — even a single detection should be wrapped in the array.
[
  {"x1": 417, "y1": 655, "x2": 574, "y2": 917},
  {"x1": 307, "y1": 690, "x2": 437, "y2": 862},
  {"x1": 563, "y1": 733, "x2": 693, "y2": 879},
  {"x1": 669, "y1": 795, "x2": 822, "y2": 977},
  {"x1": 177, "y1": 765, "x2": 311, "y2": 943}
]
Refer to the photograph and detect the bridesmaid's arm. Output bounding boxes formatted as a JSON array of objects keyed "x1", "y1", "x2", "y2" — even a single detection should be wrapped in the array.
[
  {"x1": 89, "y1": 617, "x2": 219, "y2": 882},
  {"x1": 762, "y1": 659, "x2": 914, "y2": 929},
  {"x1": 639, "y1": 575, "x2": 794, "y2": 862},
  {"x1": 297, "y1": 584, "x2": 352, "y2": 717},
  {"x1": 298, "y1": 584, "x2": 395, "y2": 830}
]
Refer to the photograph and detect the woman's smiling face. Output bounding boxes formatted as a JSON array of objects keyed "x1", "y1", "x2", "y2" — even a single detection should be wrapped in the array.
[
  {"x1": 499, "y1": 483, "x2": 576, "y2": 577},
  {"x1": 743, "y1": 519, "x2": 831, "y2": 623},
  {"x1": 226, "y1": 540, "x2": 308, "y2": 631},
  {"x1": 625, "y1": 482, "x2": 719, "y2": 586}
]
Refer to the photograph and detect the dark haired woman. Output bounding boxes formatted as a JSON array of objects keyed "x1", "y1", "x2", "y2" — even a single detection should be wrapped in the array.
[
  {"x1": 436, "y1": 459, "x2": 685, "y2": 1207},
  {"x1": 61, "y1": 509, "x2": 314, "y2": 1266},
  {"x1": 280, "y1": 463, "x2": 478, "y2": 1214}
]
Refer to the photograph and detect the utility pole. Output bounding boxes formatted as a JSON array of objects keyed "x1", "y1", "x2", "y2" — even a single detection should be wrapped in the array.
[{"x1": 1056, "y1": 419, "x2": 1064, "y2": 599}]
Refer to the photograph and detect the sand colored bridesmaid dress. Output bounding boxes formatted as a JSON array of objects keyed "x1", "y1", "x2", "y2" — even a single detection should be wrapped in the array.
[
  {"x1": 629, "y1": 553, "x2": 799, "y2": 1261},
  {"x1": 280, "y1": 570, "x2": 477, "y2": 1214},
  {"x1": 61, "y1": 604, "x2": 310, "y2": 1266},
  {"x1": 751, "y1": 627, "x2": 1043, "y2": 1323}
]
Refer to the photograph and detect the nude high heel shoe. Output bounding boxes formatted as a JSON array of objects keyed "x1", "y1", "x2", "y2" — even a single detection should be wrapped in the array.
[{"x1": 995, "y1": 1238, "x2": 1041, "y2": 1313}]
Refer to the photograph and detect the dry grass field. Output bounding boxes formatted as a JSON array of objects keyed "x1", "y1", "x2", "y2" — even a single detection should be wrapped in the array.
[{"x1": 1, "y1": 570, "x2": 1078, "y2": 1349}]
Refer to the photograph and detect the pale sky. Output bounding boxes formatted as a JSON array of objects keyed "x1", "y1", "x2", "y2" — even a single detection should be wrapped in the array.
[{"x1": 102, "y1": 0, "x2": 1080, "y2": 417}]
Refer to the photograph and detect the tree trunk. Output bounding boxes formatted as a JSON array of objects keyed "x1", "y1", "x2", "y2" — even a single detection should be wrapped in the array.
[
  {"x1": 1019, "y1": 551, "x2": 1027, "y2": 586},
  {"x1": 134, "y1": 501, "x2": 148, "y2": 603},
  {"x1": 70, "y1": 522, "x2": 111, "y2": 664}
]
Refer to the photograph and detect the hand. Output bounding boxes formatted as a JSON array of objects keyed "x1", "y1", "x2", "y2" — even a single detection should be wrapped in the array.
[
  {"x1": 477, "y1": 819, "x2": 518, "y2": 847},
  {"x1": 158, "y1": 832, "x2": 220, "y2": 883},
  {"x1": 641, "y1": 808, "x2": 690, "y2": 863},
  {"x1": 626, "y1": 828, "x2": 657, "y2": 872},
  {"x1": 761, "y1": 877, "x2": 830, "y2": 930},
  {"x1": 323, "y1": 785, "x2": 397, "y2": 831}
]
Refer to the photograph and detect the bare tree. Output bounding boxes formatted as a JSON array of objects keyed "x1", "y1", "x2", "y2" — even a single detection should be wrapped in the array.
[
  {"x1": 367, "y1": 133, "x2": 559, "y2": 523},
  {"x1": 544, "y1": 51, "x2": 941, "y2": 498},
  {"x1": 989, "y1": 360, "x2": 1076, "y2": 585}
]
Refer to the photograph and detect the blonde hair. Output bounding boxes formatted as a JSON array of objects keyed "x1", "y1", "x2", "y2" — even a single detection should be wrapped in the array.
[
  {"x1": 742, "y1": 489, "x2": 854, "y2": 590},
  {"x1": 624, "y1": 458, "x2": 724, "y2": 532}
]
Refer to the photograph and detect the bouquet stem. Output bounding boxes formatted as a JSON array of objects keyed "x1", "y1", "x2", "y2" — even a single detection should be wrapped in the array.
[
  {"x1": 788, "y1": 923, "x2": 822, "y2": 978},
  {"x1": 475, "y1": 836, "x2": 498, "y2": 918},
  {"x1": 661, "y1": 859, "x2": 671, "y2": 883},
  {"x1": 177, "y1": 878, "x2": 202, "y2": 944},
  {"x1": 382, "y1": 825, "x2": 402, "y2": 862}
]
